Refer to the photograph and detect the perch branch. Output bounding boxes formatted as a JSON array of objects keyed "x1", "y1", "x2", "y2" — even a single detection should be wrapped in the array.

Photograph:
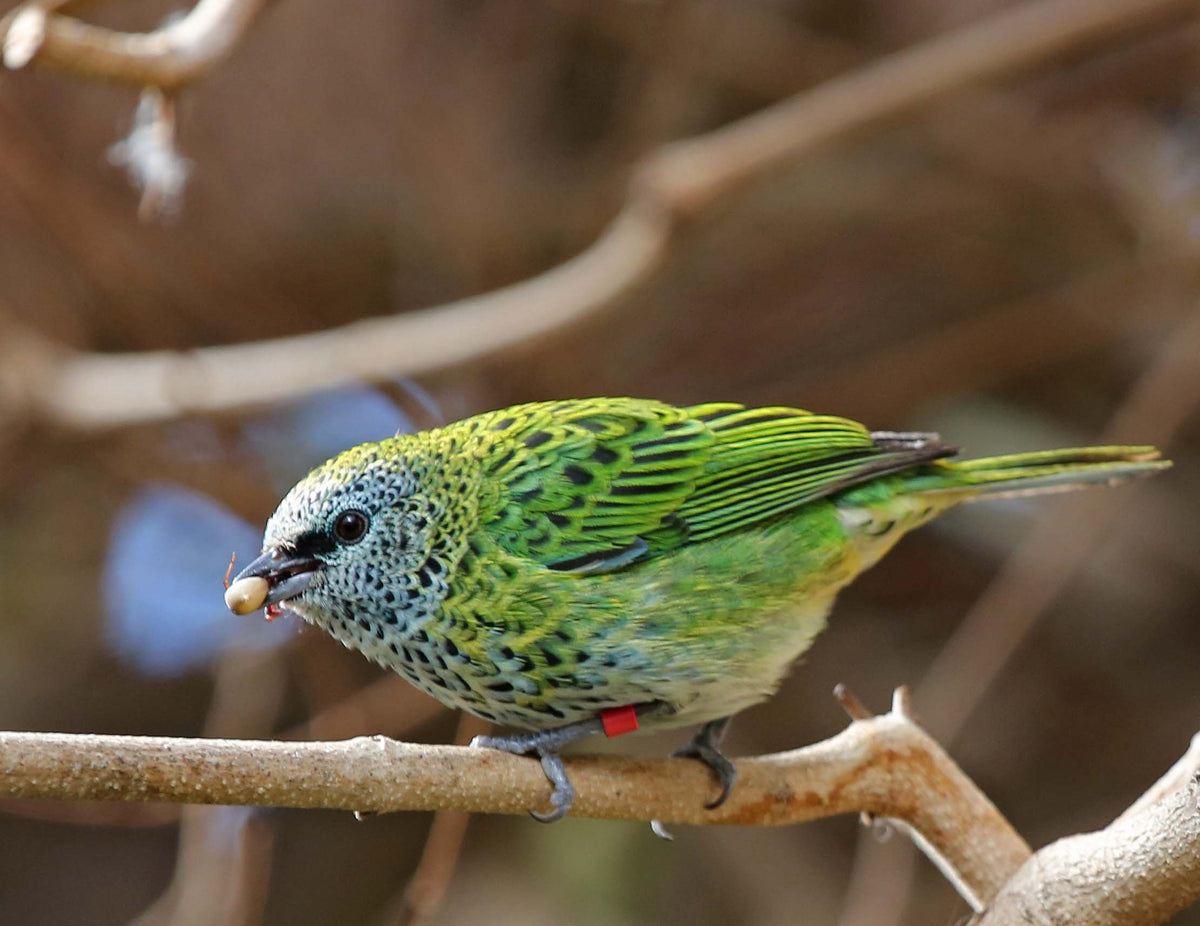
[
  {"x1": 0, "y1": 689, "x2": 1029, "y2": 909},
  {"x1": 1, "y1": 0, "x2": 268, "y2": 88},
  {"x1": 978, "y1": 741, "x2": 1200, "y2": 926},
  {"x1": 2, "y1": 0, "x2": 1195, "y2": 430},
  {"x1": 1116, "y1": 732, "x2": 1200, "y2": 822}
]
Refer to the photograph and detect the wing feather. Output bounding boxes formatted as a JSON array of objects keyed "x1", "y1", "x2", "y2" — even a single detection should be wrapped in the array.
[{"x1": 465, "y1": 399, "x2": 954, "y2": 570}]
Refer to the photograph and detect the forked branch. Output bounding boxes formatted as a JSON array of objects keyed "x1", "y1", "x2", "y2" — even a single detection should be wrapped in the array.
[
  {"x1": 3, "y1": 689, "x2": 1195, "y2": 921},
  {"x1": 0, "y1": 688, "x2": 1029, "y2": 909}
]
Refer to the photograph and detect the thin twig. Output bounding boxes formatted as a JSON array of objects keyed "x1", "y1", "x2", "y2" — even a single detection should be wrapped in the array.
[
  {"x1": 834, "y1": 682, "x2": 874, "y2": 722},
  {"x1": 635, "y1": 0, "x2": 1199, "y2": 214},
  {"x1": 285, "y1": 674, "x2": 447, "y2": 742},
  {"x1": 1, "y1": 0, "x2": 269, "y2": 88},
  {"x1": 3, "y1": 0, "x2": 1195, "y2": 430},
  {"x1": 0, "y1": 692, "x2": 1030, "y2": 908},
  {"x1": 382, "y1": 714, "x2": 492, "y2": 926},
  {"x1": 129, "y1": 647, "x2": 288, "y2": 926}
]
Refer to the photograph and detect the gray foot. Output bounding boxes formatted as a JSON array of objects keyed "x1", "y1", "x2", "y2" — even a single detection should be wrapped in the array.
[
  {"x1": 649, "y1": 716, "x2": 739, "y2": 838},
  {"x1": 471, "y1": 717, "x2": 603, "y2": 823},
  {"x1": 673, "y1": 716, "x2": 737, "y2": 809}
]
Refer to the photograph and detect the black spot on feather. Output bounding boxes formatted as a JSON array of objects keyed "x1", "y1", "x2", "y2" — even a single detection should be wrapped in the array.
[
  {"x1": 638, "y1": 431, "x2": 701, "y2": 449},
  {"x1": 491, "y1": 448, "x2": 516, "y2": 471},
  {"x1": 611, "y1": 481, "x2": 680, "y2": 496},
  {"x1": 694, "y1": 407, "x2": 740, "y2": 421},
  {"x1": 564, "y1": 465, "x2": 592, "y2": 485},
  {"x1": 635, "y1": 449, "x2": 695, "y2": 464}
]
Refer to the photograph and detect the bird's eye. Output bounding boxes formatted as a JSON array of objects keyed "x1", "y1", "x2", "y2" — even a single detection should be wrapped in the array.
[{"x1": 333, "y1": 510, "x2": 370, "y2": 544}]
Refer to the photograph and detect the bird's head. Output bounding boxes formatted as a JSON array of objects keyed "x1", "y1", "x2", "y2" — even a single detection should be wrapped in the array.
[{"x1": 225, "y1": 439, "x2": 473, "y2": 630}]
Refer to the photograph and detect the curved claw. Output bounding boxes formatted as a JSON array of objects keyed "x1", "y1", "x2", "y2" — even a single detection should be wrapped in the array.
[
  {"x1": 530, "y1": 803, "x2": 570, "y2": 824},
  {"x1": 471, "y1": 718, "x2": 602, "y2": 824},
  {"x1": 529, "y1": 752, "x2": 574, "y2": 823},
  {"x1": 675, "y1": 740, "x2": 738, "y2": 809},
  {"x1": 701, "y1": 755, "x2": 737, "y2": 810},
  {"x1": 672, "y1": 716, "x2": 738, "y2": 810}
]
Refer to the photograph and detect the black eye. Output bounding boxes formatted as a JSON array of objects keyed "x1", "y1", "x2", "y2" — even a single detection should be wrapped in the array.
[{"x1": 333, "y1": 510, "x2": 370, "y2": 544}]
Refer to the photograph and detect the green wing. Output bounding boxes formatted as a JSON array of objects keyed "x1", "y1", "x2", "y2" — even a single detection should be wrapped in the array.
[{"x1": 470, "y1": 398, "x2": 950, "y2": 571}]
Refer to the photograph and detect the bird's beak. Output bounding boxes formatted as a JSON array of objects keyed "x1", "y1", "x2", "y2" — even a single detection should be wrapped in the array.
[{"x1": 225, "y1": 548, "x2": 321, "y2": 615}]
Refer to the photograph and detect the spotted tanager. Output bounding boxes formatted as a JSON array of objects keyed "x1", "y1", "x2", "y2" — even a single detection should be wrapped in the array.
[{"x1": 225, "y1": 398, "x2": 1168, "y2": 821}]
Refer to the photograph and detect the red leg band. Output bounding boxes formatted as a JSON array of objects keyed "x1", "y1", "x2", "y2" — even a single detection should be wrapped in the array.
[{"x1": 601, "y1": 705, "x2": 639, "y2": 737}]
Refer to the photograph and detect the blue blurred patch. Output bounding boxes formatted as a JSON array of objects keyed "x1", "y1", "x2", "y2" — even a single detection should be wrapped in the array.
[
  {"x1": 103, "y1": 485, "x2": 294, "y2": 675},
  {"x1": 106, "y1": 387, "x2": 429, "y2": 675},
  {"x1": 206, "y1": 805, "x2": 260, "y2": 847},
  {"x1": 240, "y1": 386, "x2": 415, "y2": 493}
]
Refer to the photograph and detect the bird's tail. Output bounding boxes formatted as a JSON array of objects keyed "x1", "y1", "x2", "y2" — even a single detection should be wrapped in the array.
[{"x1": 899, "y1": 445, "x2": 1170, "y2": 501}]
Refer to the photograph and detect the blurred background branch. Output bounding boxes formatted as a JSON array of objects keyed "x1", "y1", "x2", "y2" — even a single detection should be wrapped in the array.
[
  {"x1": 1, "y1": 0, "x2": 1195, "y2": 429},
  {"x1": 1, "y1": 0, "x2": 268, "y2": 87},
  {"x1": 381, "y1": 713, "x2": 492, "y2": 926}
]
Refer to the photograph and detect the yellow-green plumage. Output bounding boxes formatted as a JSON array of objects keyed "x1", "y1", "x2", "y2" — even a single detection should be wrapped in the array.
[{"x1": 240, "y1": 398, "x2": 1167, "y2": 740}]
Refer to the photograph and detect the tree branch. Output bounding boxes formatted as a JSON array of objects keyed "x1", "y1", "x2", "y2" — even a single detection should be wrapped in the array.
[
  {"x1": 636, "y1": 0, "x2": 1200, "y2": 215},
  {"x1": 1116, "y1": 733, "x2": 1200, "y2": 823},
  {"x1": 2, "y1": 0, "x2": 1195, "y2": 430},
  {"x1": 0, "y1": 689, "x2": 1029, "y2": 909},
  {"x1": 1, "y1": 0, "x2": 269, "y2": 88},
  {"x1": 978, "y1": 744, "x2": 1200, "y2": 926}
]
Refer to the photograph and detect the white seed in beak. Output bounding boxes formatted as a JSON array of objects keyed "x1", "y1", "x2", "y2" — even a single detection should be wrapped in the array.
[{"x1": 224, "y1": 576, "x2": 269, "y2": 615}]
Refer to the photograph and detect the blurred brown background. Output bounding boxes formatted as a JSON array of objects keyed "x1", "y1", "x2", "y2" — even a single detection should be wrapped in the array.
[{"x1": 1, "y1": 0, "x2": 1198, "y2": 924}]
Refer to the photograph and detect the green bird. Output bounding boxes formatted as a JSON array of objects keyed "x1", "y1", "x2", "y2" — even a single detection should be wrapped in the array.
[{"x1": 227, "y1": 398, "x2": 1168, "y2": 821}]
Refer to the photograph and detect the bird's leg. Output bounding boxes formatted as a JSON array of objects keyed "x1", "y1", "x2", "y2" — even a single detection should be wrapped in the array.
[
  {"x1": 649, "y1": 715, "x2": 740, "y2": 840},
  {"x1": 471, "y1": 717, "x2": 604, "y2": 823},
  {"x1": 673, "y1": 716, "x2": 737, "y2": 809},
  {"x1": 473, "y1": 703, "x2": 669, "y2": 823}
]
